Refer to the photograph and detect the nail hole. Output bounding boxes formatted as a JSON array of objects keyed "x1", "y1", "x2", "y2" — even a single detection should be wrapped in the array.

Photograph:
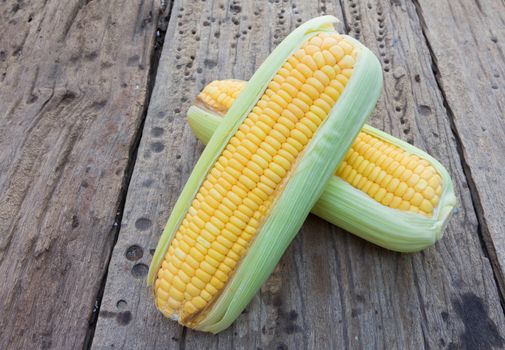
[
  {"x1": 117, "y1": 300, "x2": 128, "y2": 309},
  {"x1": 135, "y1": 217, "x2": 152, "y2": 230},
  {"x1": 151, "y1": 142, "x2": 165, "y2": 153},
  {"x1": 131, "y1": 263, "x2": 149, "y2": 278},
  {"x1": 142, "y1": 179, "x2": 154, "y2": 187},
  {"x1": 151, "y1": 127, "x2": 164, "y2": 137},
  {"x1": 125, "y1": 245, "x2": 144, "y2": 261}
]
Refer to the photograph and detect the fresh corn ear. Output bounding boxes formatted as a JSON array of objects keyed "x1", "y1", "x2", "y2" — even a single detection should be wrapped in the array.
[
  {"x1": 188, "y1": 81, "x2": 456, "y2": 252},
  {"x1": 148, "y1": 16, "x2": 383, "y2": 333}
]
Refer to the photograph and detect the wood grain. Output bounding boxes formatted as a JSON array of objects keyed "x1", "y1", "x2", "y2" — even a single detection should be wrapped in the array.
[
  {"x1": 92, "y1": 0, "x2": 505, "y2": 349},
  {"x1": 0, "y1": 0, "x2": 159, "y2": 348},
  {"x1": 414, "y1": 0, "x2": 505, "y2": 297}
]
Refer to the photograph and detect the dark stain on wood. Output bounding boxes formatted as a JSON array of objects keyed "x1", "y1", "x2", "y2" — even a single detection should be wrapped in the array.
[
  {"x1": 71, "y1": 215, "x2": 79, "y2": 228},
  {"x1": 452, "y1": 293, "x2": 504, "y2": 349},
  {"x1": 100, "y1": 310, "x2": 132, "y2": 326}
]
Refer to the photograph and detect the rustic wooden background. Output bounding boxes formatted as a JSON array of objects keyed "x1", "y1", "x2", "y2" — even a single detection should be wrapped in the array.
[{"x1": 1, "y1": 0, "x2": 504, "y2": 349}]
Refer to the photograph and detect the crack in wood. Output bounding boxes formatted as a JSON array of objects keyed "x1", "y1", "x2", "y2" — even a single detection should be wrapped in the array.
[
  {"x1": 82, "y1": 1, "x2": 174, "y2": 348},
  {"x1": 411, "y1": 0, "x2": 505, "y2": 313}
]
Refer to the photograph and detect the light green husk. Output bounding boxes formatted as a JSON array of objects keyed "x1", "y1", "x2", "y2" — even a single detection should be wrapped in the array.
[
  {"x1": 148, "y1": 16, "x2": 383, "y2": 332},
  {"x1": 187, "y1": 99, "x2": 456, "y2": 252}
]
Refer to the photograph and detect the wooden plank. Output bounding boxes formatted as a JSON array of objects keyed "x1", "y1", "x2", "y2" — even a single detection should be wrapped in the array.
[
  {"x1": 0, "y1": 0, "x2": 160, "y2": 348},
  {"x1": 413, "y1": 0, "x2": 505, "y2": 296},
  {"x1": 92, "y1": 0, "x2": 505, "y2": 349}
]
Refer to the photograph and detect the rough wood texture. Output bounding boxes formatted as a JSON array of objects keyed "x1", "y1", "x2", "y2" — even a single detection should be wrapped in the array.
[
  {"x1": 414, "y1": 0, "x2": 505, "y2": 297},
  {"x1": 92, "y1": 0, "x2": 505, "y2": 349},
  {"x1": 0, "y1": 0, "x2": 159, "y2": 348}
]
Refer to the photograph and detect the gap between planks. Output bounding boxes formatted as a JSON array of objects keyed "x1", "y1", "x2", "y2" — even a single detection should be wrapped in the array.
[
  {"x1": 411, "y1": 0, "x2": 505, "y2": 312},
  {"x1": 84, "y1": 1, "x2": 175, "y2": 348}
]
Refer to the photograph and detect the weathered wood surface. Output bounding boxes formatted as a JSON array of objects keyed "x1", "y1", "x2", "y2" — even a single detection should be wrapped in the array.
[
  {"x1": 0, "y1": 0, "x2": 160, "y2": 348},
  {"x1": 92, "y1": 0, "x2": 505, "y2": 349},
  {"x1": 415, "y1": 0, "x2": 505, "y2": 297}
]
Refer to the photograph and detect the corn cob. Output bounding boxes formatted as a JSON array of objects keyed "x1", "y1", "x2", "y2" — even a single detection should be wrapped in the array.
[
  {"x1": 188, "y1": 80, "x2": 456, "y2": 252},
  {"x1": 148, "y1": 16, "x2": 383, "y2": 332}
]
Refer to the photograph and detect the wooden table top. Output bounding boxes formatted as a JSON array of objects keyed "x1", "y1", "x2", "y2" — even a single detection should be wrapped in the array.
[{"x1": 1, "y1": 0, "x2": 504, "y2": 349}]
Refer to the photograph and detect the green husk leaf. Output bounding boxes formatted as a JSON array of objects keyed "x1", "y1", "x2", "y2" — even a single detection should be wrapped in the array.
[{"x1": 187, "y1": 105, "x2": 221, "y2": 145}]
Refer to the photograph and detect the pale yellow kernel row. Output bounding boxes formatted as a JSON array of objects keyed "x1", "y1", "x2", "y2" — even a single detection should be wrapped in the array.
[{"x1": 336, "y1": 133, "x2": 442, "y2": 215}]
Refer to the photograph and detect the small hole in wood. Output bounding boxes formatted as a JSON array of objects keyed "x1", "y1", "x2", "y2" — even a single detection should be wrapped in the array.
[
  {"x1": 142, "y1": 179, "x2": 154, "y2": 187},
  {"x1": 131, "y1": 264, "x2": 148, "y2": 278},
  {"x1": 151, "y1": 127, "x2": 164, "y2": 137},
  {"x1": 117, "y1": 300, "x2": 128, "y2": 309},
  {"x1": 135, "y1": 218, "x2": 152, "y2": 230},
  {"x1": 125, "y1": 245, "x2": 144, "y2": 261},
  {"x1": 151, "y1": 142, "x2": 165, "y2": 153}
]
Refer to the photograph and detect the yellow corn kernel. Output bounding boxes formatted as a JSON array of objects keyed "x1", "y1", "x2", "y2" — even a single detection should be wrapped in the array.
[
  {"x1": 196, "y1": 80, "x2": 247, "y2": 113},
  {"x1": 336, "y1": 131, "x2": 442, "y2": 215}
]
